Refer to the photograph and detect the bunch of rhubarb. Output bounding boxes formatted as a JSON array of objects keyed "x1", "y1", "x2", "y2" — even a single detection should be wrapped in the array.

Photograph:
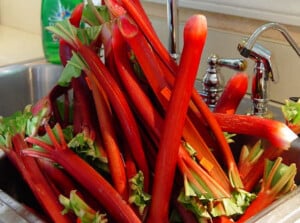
[{"x1": 0, "y1": 1, "x2": 299, "y2": 222}]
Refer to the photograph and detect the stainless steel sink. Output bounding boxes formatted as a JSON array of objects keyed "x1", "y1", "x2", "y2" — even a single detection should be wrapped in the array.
[
  {"x1": 0, "y1": 60, "x2": 62, "y2": 222},
  {"x1": 0, "y1": 60, "x2": 62, "y2": 117},
  {"x1": 0, "y1": 62, "x2": 297, "y2": 222}
]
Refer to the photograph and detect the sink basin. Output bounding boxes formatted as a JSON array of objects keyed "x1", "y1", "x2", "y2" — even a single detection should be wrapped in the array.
[
  {"x1": 0, "y1": 60, "x2": 62, "y2": 222},
  {"x1": 0, "y1": 60, "x2": 62, "y2": 117},
  {"x1": 0, "y1": 63, "x2": 297, "y2": 222}
]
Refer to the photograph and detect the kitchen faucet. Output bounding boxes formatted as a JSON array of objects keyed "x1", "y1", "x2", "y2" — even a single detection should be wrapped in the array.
[{"x1": 238, "y1": 22, "x2": 300, "y2": 117}]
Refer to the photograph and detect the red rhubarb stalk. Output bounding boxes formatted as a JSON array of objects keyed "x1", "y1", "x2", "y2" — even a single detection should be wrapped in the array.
[
  {"x1": 87, "y1": 71, "x2": 128, "y2": 199},
  {"x1": 75, "y1": 40, "x2": 150, "y2": 191},
  {"x1": 11, "y1": 134, "x2": 72, "y2": 223},
  {"x1": 69, "y1": 3, "x2": 84, "y2": 26},
  {"x1": 48, "y1": 16, "x2": 150, "y2": 191},
  {"x1": 178, "y1": 147, "x2": 231, "y2": 198},
  {"x1": 37, "y1": 158, "x2": 78, "y2": 197},
  {"x1": 237, "y1": 158, "x2": 297, "y2": 222},
  {"x1": 240, "y1": 144, "x2": 282, "y2": 191},
  {"x1": 59, "y1": 2, "x2": 83, "y2": 66},
  {"x1": 111, "y1": 22, "x2": 162, "y2": 140},
  {"x1": 146, "y1": 14, "x2": 207, "y2": 223},
  {"x1": 113, "y1": 0, "x2": 178, "y2": 73},
  {"x1": 24, "y1": 124, "x2": 141, "y2": 223},
  {"x1": 112, "y1": 14, "x2": 230, "y2": 192},
  {"x1": 214, "y1": 72, "x2": 248, "y2": 114},
  {"x1": 214, "y1": 113, "x2": 298, "y2": 149},
  {"x1": 117, "y1": 14, "x2": 170, "y2": 108},
  {"x1": 191, "y1": 84, "x2": 244, "y2": 189}
]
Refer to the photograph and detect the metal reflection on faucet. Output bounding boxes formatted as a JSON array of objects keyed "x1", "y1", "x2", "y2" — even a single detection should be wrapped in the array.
[
  {"x1": 238, "y1": 22, "x2": 300, "y2": 117},
  {"x1": 199, "y1": 54, "x2": 247, "y2": 110},
  {"x1": 238, "y1": 22, "x2": 300, "y2": 58}
]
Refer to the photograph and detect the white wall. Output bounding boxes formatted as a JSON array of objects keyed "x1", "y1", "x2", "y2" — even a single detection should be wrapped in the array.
[
  {"x1": 142, "y1": 2, "x2": 300, "y2": 104},
  {"x1": 0, "y1": 0, "x2": 41, "y2": 34},
  {"x1": 1, "y1": 0, "x2": 300, "y2": 103}
]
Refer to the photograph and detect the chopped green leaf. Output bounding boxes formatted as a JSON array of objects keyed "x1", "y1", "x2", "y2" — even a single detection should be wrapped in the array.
[
  {"x1": 282, "y1": 99, "x2": 300, "y2": 124},
  {"x1": 68, "y1": 132, "x2": 109, "y2": 173},
  {"x1": 263, "y1": 158, "x2": 297, "y2": 195},
  {"x1": 178, "y1": 188, "x2": 255, "y2": 220},
  {"x1": 0, "y1": 106, "x2": 50, "y2": 148},
  {"x1": 82, "y1": 2, "x2": 110, "y2": 26},
  {"x1": 46, "y1": 20, "x2": 78, "y2": 45},
  {"x1": 224, "y1": 132, "x2": 236, "y2": 144},
  {"x1": 128, "y1": 171, "x2": 151, "y2": 215},
  {"x1": 59, "y1": 190, "x2": 107, "y2": 223},
  {"x1": 58, "y1": 52, "x2": 86, "y2": 86}
]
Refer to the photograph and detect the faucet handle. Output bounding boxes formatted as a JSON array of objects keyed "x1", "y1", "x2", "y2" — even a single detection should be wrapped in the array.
[
  {"x1": 207, "y1": 54, "x2": 247, "y2": 71},
  {"x1": 199, "y1": 54, "x2": 247, "y2": 109},
  {"x1": 217, "y1": 57, "x2": 247, "y2": 71}
]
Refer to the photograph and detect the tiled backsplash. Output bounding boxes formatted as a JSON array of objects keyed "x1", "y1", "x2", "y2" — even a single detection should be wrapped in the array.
[{"x1": 1, "y1": 0, "x2": 300, "y2": 103}]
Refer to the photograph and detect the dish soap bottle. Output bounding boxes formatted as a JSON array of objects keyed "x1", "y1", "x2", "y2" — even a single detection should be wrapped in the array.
[{"x1": 41, "y1": 0, "x2": 83, "y2": 64}]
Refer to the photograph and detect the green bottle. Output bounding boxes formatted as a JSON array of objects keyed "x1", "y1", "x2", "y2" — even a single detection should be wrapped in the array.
[{"x1": 41, "y1": 0, "x2": 83, "y2": 64}]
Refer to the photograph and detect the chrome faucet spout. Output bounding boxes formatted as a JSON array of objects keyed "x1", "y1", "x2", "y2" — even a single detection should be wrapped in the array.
[
  {"x1": 239, "y1": 22, "x2": 300, "y2": 58},
  {"x1": 238, "y1": 22, "x2": 300, "y2": 117}
]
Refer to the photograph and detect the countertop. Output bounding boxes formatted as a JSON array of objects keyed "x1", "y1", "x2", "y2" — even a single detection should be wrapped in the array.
[{"x1": 0, "y1": 25, "x2": 44, "y2": 66}]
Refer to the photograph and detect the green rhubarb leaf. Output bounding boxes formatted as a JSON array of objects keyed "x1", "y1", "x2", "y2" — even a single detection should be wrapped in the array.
[
  {"x1": 177, "y1": 190, "x2": 211, "y2": 222},
  {"x1": 224, "y1": 132, "x2": 236, "y2": 144},
  {"x1": 83, "y1": 1, "x2": 110, "y2": 26},
  {"x1": 68, "y1": 132, "x2": 109, "y2": 173},
  {"x1": 238, "y1": 140, "x2": 264, "y2": 166},
  {"x1": 183, "y1": 175, "x2": 198, "y2": 197},
  {"x1": 184, "y1": 173, "x2": 213, "y2": 199},
  {"x1": 46, "y1": 20, "x2": 78, "y2": 45},
  {"x1": 26, "y1": 107, "x2": 50, "y2": 136},
  {"x1": 263, "y1": 158, "x2": 297, "y2": 196},
  {"x1": 182, "y1": 141, "x2": 197, "y2": 158},
  {"x1": 129, "y1": 51, "x2": 147, "y2": 83},
  {"x1": 54, "y1": 99, "x2": 74, "y2": 125},
  {"x1": 76, "y1": 26, "x2": 102, "y2": 46},
  {"x1": 282, "y1": 99, "x2": 300, "y2": 124},
  {"x1": 128, "y1": 171, "x2": 151, "y2": 215},
  {"x1": 47, "y1": 18, "x2": 102, "y2": 48},
  {"x1": 228, "y1": 167, "x2": 244, "y2": 189},
  {"x1": 0, "y1": 106, "x2": 50, "y2": 148},
  {"x1": 85, "y1": 25, "x2": 102, "y2": 42},
  {"x1": 0, "y1": 111, "x2": 30, "y2": 136},
  {"x1": 31, "y1": 125, "x2": 73, "y2": 151},
  {"x1": 59, "y1": 190, "x2": 107, "y2": 223},
  {"x1": 58, "y1": 52, "x2": 87, "y2": 86},
  {"x1": 28, "y1": 124, "x2": 109, "y2": 174},
  {"x1": 218, "y1": 189, "x2": 255, "y2": 217},
  {"x1": 178, "y1": 185, "x2": 256, "y2": 220}
]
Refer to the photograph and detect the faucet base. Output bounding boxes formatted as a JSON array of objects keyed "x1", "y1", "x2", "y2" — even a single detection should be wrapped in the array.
[{"x1": 251, "y1": 98, "x2": 274, "y2": 118}]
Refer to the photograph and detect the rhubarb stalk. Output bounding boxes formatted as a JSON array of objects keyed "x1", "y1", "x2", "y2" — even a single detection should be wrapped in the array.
[
  {"x1": 146, "y1": 14, "x2": 207, "y2": 223},
  {"x1": 24, "y1": 124, "x2": 141, "y2": 223}
]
